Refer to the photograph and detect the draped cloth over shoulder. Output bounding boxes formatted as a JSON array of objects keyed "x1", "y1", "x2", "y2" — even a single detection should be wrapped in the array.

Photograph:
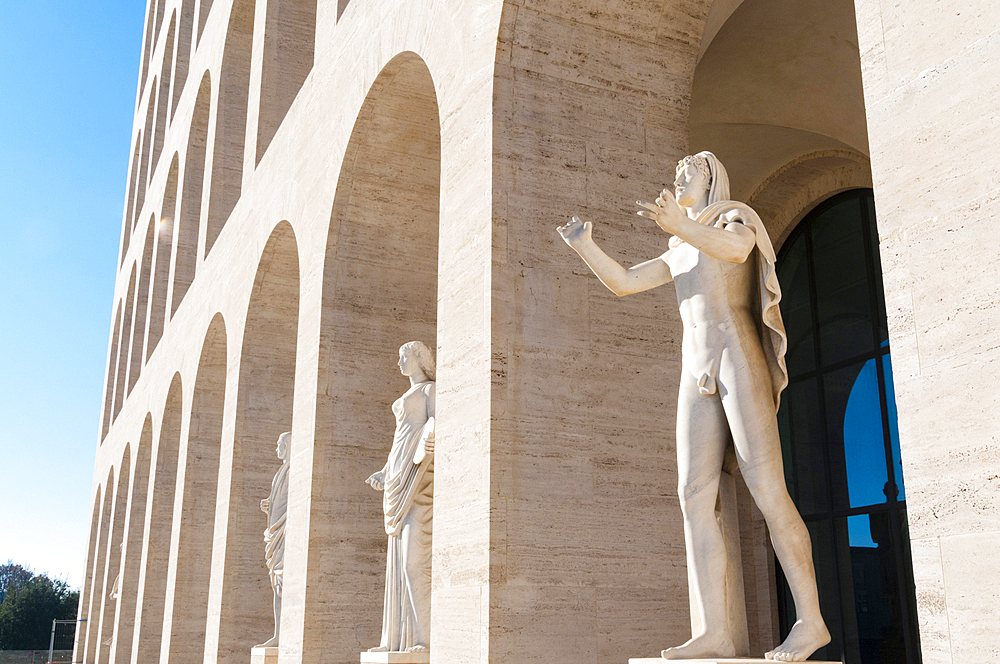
[
  {"x1": 264, "y1": 457, "x2": 289, "y2": 594},
  {"x1": 701, "y1": 200, "x2": 788, "y2": 410}
]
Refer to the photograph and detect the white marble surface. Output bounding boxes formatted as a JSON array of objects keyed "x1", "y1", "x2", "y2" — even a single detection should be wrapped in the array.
[
  {"x1": 360, "y1": 651, "x2": 430, "y2": 664},
  {"x1": 629, "y1": 659, "x2": 839, "y2": 664},
  {"x1": 559, "y1": 153, "x2": 829, "y2": 662},
  {"x1": 249, "y1": 646, "x2": 278, "y2": 664},
  {"x1": 366, "y1": 342, "x2": 436, "y2": 653}
]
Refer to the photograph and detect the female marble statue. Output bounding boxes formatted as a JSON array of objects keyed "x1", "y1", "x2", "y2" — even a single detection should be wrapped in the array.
[
  {"x1": 557, "y1": 152, "x2": 830, "y2": 662},
  {"x1": 366, "y1": 341, "x2": 436, "y2": 653},
  {"x1": 257, "y1": 431, "x2": 290, "y2": 649}
]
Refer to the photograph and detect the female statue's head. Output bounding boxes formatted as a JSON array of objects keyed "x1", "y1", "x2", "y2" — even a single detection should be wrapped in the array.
[
  {"x1": 398, "y1": 341, "x2": 436, "y2": 381},
  {"x1": 674, "y1": 151, "x2": 731, "y2": 207}
]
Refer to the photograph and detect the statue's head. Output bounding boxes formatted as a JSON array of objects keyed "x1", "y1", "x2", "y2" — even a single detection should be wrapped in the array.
[
  {"x1": 398, "y1": 340, "x2": 436, "y2": 381},
  {"x1": 674, "y1": 151, "x2": 730, "y2": 207},
  {"x1": 276, "y1": 431, "x2": 290, "y2": 461}
]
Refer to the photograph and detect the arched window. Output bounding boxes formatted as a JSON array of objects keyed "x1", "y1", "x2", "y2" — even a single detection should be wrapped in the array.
[{"x1": 775, "y1": 189, "x2": 920, "y2": 663}]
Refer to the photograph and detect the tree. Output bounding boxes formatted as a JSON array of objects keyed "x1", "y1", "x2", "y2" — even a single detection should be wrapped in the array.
[
  {"x1": 0, "y1": 567, "x2": 79, "y2": 650},
  {"x1": 0, "y1": 562, "x2": 34, "y2": 603}
]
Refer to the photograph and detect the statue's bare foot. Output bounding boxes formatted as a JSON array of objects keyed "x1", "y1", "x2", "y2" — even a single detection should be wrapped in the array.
[
  {"x1": 255, "y1": 635, "x2": 279, "y2": 648},
  {"x1": 661, "y1": 632, "x2": 735, "y2": 660},
  {"x1": 765, "y1": 618, "x2": 831, "y2": 662},
  {"x1": 367, "y1": 646, "x2": 390, "y2": 652},
  {"x1": 404, "y1": 645, "x2": 427, "y2": 653}
]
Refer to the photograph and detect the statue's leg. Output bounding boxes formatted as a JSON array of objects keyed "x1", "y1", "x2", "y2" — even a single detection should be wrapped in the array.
[
  {"x1": 662, "y1": 376, "x2": 736, "y2": 660},
  {"x1": 717, "y1": 358, "x2": 830, "y2": 661}
]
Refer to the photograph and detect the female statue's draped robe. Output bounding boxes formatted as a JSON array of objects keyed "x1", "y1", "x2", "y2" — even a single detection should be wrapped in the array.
[
  {"x1": 376, "y1": 380, "x2": 434, "y2": 651},
  {"x1": 264, "y1": 456, "x2": 289, "y2": 596}
]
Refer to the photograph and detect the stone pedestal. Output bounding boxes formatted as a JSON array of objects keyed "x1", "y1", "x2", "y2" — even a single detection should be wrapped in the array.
[
  {"x1": 628, "y1": 657, "x2": 840, "y2": 664},
  {"x1": 250, "y1": 646, "x2": 278, "y2": 664},
  {"x1": 360, "y1": 652, "x2": 430, "y2": 664}
]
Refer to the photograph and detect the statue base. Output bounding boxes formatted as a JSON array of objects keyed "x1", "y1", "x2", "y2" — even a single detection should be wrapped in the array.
[
  {"x1": 629, "y1": 659, "x2": 839, "y2": 664},
  {"x1": 250, "y1": 646, "x2": 279, "y2": 664},
  {"x1": 360, "y1": 652, "x2": 430, "y2": 664}
]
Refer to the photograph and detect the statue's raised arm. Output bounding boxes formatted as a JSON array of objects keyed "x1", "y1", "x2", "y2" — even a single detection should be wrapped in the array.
[{"x1": 556, "y1": 216, "x2": 672, "y2": 296}]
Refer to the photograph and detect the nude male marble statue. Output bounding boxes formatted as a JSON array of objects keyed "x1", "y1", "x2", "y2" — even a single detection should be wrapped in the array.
[
  {"x1": 365, "y1": 341, "x2": 436, "y2": 654},
  {"x1": 257, "y1": 431, "x2": 290, "y2": 649},
  {"x1": 557, "y1": 152, "x2": 830, "y2": 662}
]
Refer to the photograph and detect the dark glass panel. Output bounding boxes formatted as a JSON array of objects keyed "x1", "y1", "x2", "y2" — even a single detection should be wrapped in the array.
[
  {"x1": 881, "y1": 354, "x2": 905, "y2": 500},
  {"x1": 854, "y1": 512, "x2": 908, "y2": 664},
  {"x1": 811, "y1": 197, "x2": 876, "y2": 365},
  {"x1": 824, "y1": 361, "x2": 889, "y2": 510},
  {"x1": 865, "y1": 195, "x2": 890, "y2": 345},
  {"x1": 781, "y1": 378, "x2": 829, "y2": 516},
  {"x1": 776, "y1": 229, "x2": 816, "y2": 377}
]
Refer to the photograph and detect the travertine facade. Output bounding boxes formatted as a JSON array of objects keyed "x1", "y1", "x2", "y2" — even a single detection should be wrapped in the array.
[{"x1": 75, "y1": 0, "x2": 1000, "y2": 663}]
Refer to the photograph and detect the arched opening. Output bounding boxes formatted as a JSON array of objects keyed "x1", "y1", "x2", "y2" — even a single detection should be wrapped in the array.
[
  {"x1": 139, "y1": 4, "x2": 156, "y2": 92},
  {"x1": 122, "y1": 136, "x2": 141, "y2": 265},
  {"x1": 95, "y1": 447, "x2": 131, "y2": 664},
  {"x1": 488, "y1": 3, "x2": 713, "y2": 659},
  {"x1": 136, "y1": 90, "x2": 156, "y2": 229},
  {"x1": 689, "y1": 0, "x2": 870, "y2": 202},
  {"x1": 83, "y1": 469, "x2": 114, "y2": 664},
  {"x1": 205, "y1": 0, "x2": 254, "y2": 256},
  {"x1": 102, "y1": 303, "x2": 122, "y2": 441},
  {"x1": 775, "y1": 190, "x2": 919, "y2": 663},
  {"x1": 154, "y1": 0, "x2": 166, "y2": 45},
  {"x1": 133, "y1": 375, "x2": 183, "y2": 664},
  {"x1": 163, "y1": 314, "x2": 226, "y2": 664},
  {"x1": 172, "y1": 0, "x2": 196, "y2": 120},
  {"x1": 113, "y1": 265, "x2": 138, "y2": 420},
  {"x1": 217, "y1": 221, "x2": 298, "y2": 658},
  {"x1": 73, "y1": 487, "x2": 102, "y2": 663},
  {"x1": 128, "y1": 219, "x2": 155, "y2": 395},
  {"x1": 198, "y1": 0, "x2": 214, "y2": 43},
  {"x1": 113, "y1": 417, "x2": 153, "y2": 664},
  {"x1": 255, "y1": 0, "x2": 316, "y2": 164},
  {"x1": 151, "y1": 15, "x2": 176, "y2": 175},
  {"x1": 148, "y1": 155, "x2": 179, "y2": 358},
  {"x1": 173, "y1": 73, "x2": 211, "y2": 316},
  {"x1": 307, "y1": 52, "x2": 439, "y2": 661}
]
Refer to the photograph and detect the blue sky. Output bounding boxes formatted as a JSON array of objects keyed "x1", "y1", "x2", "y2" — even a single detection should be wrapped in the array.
[{"x1": 0, "y1": 1, "x2": 145, "y2": 588}]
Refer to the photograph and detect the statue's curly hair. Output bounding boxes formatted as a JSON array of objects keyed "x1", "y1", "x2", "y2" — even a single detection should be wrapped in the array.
[
  {"x1": 400, "y1": 341, "x2": 436, "y2": 381},
  {"x1": 675, "y1": 153, "x2": 712, "y2": 183}
]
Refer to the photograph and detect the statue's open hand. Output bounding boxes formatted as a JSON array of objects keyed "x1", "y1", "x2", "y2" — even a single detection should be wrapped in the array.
[
  {"x1": 557, "y1": 216, "x2": 592, "y2": 248},
  {"x1": 637, "y1": 190, "x2": 685, "y2": 234},
  {"x1": 260, "y1": 498, "x2": 269, "y2": 513},
  {"x1": 366, "y1": 471, "x2": 385, "y2": 491}
]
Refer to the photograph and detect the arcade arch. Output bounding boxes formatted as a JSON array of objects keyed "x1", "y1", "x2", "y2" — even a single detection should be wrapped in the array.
[
  {"x1": 133, "y1": 375, "x2": 183, "y2": 664},
  {"x1": 82, "y1": 469, "x2": 114, "y2": 664},
  {"x1": 173, "y1": 0, "x2": 196, "y2": 119},
  {"x1": 163, "y1": 314, "x2": 226, "y2": 664},
  {"x1": 102, "y1": 303, "x2": 122, "y2": 441},
  {"x1": 173, "y1": 73, "x2": 211, "y2": 315},
  {"x1": 74, "y1": 486, "x2": 102, "y2": 662},
  {"x1": 306, "y1": 51, "x2": 441, "y2": 661},
  {"x1": 255, "y1": 0, "x2": 316, "y2": 164},
  {"x1": 148, "y1": 154, "x2": 180, "y2": 357},
  {"x1": 151, "y1": 14, "x2": 176, "y2": 174},
  {"x1": 113, "y1": 265, "x2": 138, "y2": 421},
  {"x1": 112, "y1": 418, "x2": 153, "y2": 664},
  {"x1": 216, "y1": 221, "x2": 298, "y2": 659},
  {"x1": 205, "y1": 0, "x2": 254, "y2": 256},
  {"x1": 128, "y1": 220, "x2": 155, "y2": 394},
  {"x1": 94, "y1": 447, "x2": 131, "y2": 664}
]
